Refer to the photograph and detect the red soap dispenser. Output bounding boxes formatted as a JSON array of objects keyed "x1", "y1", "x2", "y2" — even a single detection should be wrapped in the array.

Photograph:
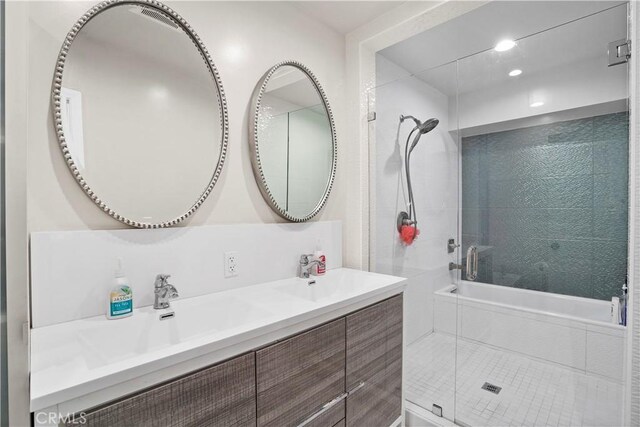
[{"x1": 312, "y1": 240, "x2": 326, "y2": 276}]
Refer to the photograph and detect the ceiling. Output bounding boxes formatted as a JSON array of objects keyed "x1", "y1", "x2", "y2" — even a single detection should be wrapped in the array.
[
  {"x1": 379, "y1": 0, "x2": 628, "y2": 90},
  {"x1": 292, "y1": 1, "x2": 406, "y2": 34}
]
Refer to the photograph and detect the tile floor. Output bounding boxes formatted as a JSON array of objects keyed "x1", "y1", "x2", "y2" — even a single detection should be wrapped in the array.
[{"x1": 406, "y1": 333, "x2": 623, "y2": 427}]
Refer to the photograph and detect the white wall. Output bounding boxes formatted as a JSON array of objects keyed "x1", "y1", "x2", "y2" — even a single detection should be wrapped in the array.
[
  {"x1": 374, "y1": 54, "x2": 458, "y2": 344},
  {"x1": 26, "y1": 0, "x2": 347, "y2": 232}
]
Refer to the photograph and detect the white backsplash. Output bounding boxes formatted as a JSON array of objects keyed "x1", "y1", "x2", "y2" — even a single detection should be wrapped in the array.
[{"x1": 31, "y1": 221, "x2": 342, "y2": 328}]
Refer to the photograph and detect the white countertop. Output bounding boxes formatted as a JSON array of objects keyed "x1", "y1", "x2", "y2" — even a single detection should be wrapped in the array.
[{"x1": 30, "y1": 268, "x2": 406, "y2": 412}]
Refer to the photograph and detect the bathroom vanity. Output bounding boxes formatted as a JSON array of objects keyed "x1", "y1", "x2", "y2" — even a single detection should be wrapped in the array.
[{"x1": 31, "y1": 268, "x2": 405, "y2": 427}]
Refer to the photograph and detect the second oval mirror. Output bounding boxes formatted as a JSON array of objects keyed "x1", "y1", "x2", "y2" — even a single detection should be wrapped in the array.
[{"x1": 250, "y1": 62, "x2": 337, "y2": 222}]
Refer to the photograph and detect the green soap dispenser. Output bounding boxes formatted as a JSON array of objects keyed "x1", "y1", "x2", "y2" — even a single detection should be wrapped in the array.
[{"x1": 106, "y1": 257, "x2": 133, "y2": 319}]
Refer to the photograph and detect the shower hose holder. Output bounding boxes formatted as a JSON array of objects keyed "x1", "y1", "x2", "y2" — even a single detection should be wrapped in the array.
[
  {"x1": 397, "y1": 211, "x2": 419, "y2": 245},
  {"x1": 397, "y1": 211, "x2": 412, "y2": 232}
]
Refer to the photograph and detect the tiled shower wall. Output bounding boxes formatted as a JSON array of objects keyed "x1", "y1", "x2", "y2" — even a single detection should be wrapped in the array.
[{"x1": 462, "y1": 112, "x2": 629, "y2": 300}]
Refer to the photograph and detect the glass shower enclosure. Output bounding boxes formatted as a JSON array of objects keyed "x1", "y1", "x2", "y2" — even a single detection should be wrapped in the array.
[{"x1": 372, "y1": 3, "x2": 630, "y2": 426}]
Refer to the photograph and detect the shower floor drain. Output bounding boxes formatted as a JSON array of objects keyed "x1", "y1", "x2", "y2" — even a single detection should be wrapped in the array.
[{"x1": 481, "y1": 382, "x2": 502, "y2": 394}]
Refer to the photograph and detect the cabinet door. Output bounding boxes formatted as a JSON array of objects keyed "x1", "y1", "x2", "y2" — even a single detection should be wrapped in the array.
[
  {"x1": 345, "y1": 294, "x2": 403, "y2": 427},
  {"x1": 74, "y1": 353, "x2": 256, "y2": 427},
  {"x1": 256, "y1": 318, "x2": 346, "y2": 427},
  {"x1": 384, "y1": 294, "x2": 403, "y2": 425}
]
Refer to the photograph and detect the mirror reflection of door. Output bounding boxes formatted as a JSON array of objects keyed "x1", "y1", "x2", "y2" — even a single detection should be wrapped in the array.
[{"x1": 257, "y1": 65, "x2": 334, "y2": 219}]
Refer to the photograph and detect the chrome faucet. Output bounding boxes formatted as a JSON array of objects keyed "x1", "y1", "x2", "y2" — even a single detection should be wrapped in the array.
[
  {"x1": 298, "y1": 254, "x2": 325, "y2": 279},
  {"x1": 154, "y1": 274, "x2": 179, "y2": 309}
]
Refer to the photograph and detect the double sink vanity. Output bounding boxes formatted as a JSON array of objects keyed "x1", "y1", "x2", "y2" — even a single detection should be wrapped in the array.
[{"x1": 31, "y1": 268, "x2": 406, "y2": 426}]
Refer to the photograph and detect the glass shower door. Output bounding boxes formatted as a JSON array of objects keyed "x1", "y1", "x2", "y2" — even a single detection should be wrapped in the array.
[
  {"x1": 371, "y1": 57, "x2": 460, "y2": 422},
  {"x1": 0, "y1": 1, "x2": 6, "y2": 423},
  {"x1": 454, "y1": 4, "x2": 629, "y2": 426}
]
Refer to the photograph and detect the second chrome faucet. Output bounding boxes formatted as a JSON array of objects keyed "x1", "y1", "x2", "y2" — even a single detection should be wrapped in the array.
[
  {"x1": 298, "y1": 254, "x2": 326, "y2": 279},
  {"x1": 154, "y1": 274, "x2": 179, "y2": 309}
]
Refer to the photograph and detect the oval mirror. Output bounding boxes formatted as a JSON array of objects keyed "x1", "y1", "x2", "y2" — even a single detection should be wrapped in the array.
[
  {"x1": 250, "y1": 62, "x2": 337, "y2": 222},
  {"x1": 53, "y1": 1, "x2": 228, "y2": 228}
]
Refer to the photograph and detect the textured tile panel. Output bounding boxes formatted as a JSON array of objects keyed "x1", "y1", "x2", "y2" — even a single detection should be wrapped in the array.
[{"x1": 462, "y1": 113, "x2": 628, "y2": 300}]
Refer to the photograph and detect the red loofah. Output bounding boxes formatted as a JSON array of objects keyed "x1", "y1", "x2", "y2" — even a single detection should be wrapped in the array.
[{"x1": 400, "y1": 225, "x2": 419, "y2": 245}]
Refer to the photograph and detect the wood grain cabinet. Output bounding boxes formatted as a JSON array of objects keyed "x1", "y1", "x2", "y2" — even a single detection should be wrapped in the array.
[
  {"x1": 72, "y1": 353, "x2": 256, "y2": 427},
  {"x1": 255, "y1": 295, "x2": 402, "y2": 427},
  {"x1": 65, "y1": 294, "x2": 403, "y2": 427},
  {"x1": 256, "y1": 318, "x2": 346, "y2": 427},
  {"x1": 345, "y1": 295, "x2": 403, "y2": 427}
]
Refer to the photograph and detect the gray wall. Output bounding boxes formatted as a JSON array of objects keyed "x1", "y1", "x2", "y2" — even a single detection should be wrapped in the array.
[{"x1": 462, "y1": 112, "x2": 628, "y2": 300}]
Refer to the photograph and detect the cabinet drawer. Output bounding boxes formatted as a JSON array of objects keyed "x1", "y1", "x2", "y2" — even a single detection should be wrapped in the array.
[
  {"x1": 256, "y1": 318, "x2": 346, "y2": 427},
  {"x1": 345, "y1": 298, "x2": 387, "y2": 391},
  {"x1": 74, "y1": 353, "x2": 256, "y2": 427}
]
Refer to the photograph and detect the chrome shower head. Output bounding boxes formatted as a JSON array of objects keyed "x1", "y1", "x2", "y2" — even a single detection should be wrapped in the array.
[
  {"x1": 400, "y1": 115, "x2": 440, "y2": 228},
  {"x1": 418, "y1": 118, "x2": 439, "y2": 134},
  {"x1": 408, "y1": 118, "x2": 439, "y2": 153}
]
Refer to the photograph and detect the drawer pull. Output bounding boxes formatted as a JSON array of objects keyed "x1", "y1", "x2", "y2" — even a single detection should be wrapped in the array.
[
  {"x1": 296, "y1": 381, "x2": 367, "y2": 427},
  {"x1": 297, "y1": 392, "x2": 348, "y2": 427}
]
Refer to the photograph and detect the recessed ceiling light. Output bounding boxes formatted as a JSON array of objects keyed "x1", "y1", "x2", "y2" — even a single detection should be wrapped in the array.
[
  {"x1": 509, "y1": 69, "x2": 522, "y2": 77},
  {"x1": 495, "y1": 39, "x2": 516, "y2": 52},
  {"x1": 530, "y1": 101, "x2": 544, "y2": 108}
]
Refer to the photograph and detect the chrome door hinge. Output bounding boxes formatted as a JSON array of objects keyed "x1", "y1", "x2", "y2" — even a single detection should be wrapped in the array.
[
  {"x1": 609, "y1": 39, "x2": 631, "y2": 66},
  {"x1": 367, "y1": 90, "x2": 376, "y2": 122}
]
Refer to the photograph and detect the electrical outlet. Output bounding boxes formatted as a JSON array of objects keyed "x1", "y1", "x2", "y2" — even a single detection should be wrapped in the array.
[{"x1": 224, "y1": 251, "x2": 239, "y2": 278}]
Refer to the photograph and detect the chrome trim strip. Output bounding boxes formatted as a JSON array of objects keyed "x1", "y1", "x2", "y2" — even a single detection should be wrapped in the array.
[
  {"x1": 297, "y1": 392, "x2": 348, "y2": 427},
  {"x1": 296, "y1": 381, "x2": 366, "y2": 427}
]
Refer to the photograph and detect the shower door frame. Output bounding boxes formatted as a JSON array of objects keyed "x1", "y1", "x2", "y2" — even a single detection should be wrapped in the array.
[{"x1": 625, "y1": 2, "x2": 638, "y2": 424}]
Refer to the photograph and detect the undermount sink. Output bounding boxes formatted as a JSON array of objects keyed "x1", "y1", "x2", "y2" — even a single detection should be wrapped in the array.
[
  {"x1": 77, "y1": 296, "x2": 272, "y2": 367},
  {"x1": 275, "y1": 273, "x2": 371, "y2": 302}
]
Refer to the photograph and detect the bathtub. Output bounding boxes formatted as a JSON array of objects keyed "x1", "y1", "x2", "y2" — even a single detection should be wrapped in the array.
[{"x1": 434, "y1": 281, "x2": 626, "y2": 382}]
